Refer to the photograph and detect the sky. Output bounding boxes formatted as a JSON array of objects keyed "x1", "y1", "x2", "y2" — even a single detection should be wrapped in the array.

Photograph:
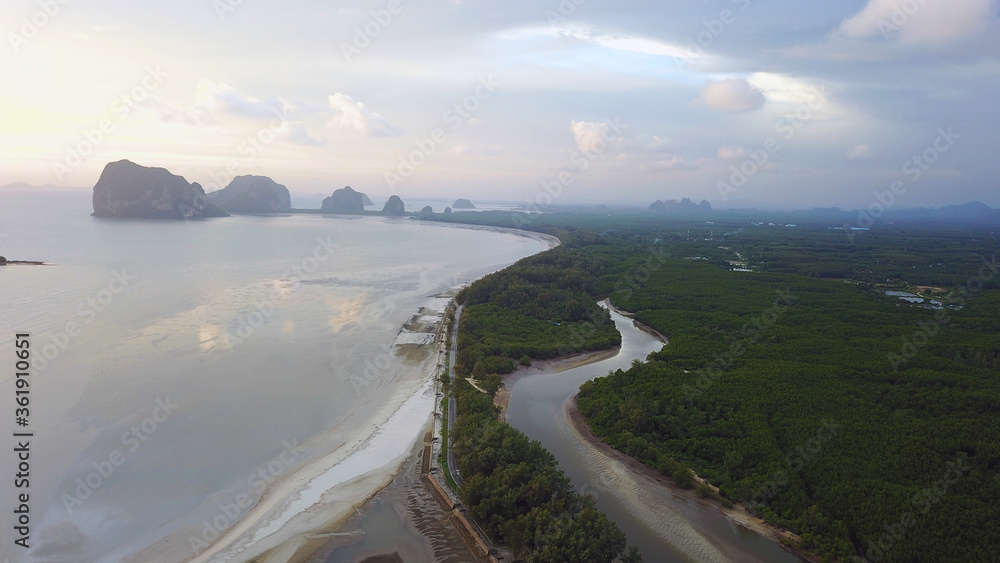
[{"x1": 1, "y1": 0, "x2": 998, "y2": 209}]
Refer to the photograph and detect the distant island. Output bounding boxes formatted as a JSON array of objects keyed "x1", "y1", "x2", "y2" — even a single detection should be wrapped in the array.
[
  {"x1": 322, "y1": 186, "x2": 366, "y2": 213},
  {"x1": 0, "y1": 256, "x2": 45, "y2": 266},
  {"x1": 92, "y1": 160, "x2": 229, "y2": 219},
  {"x1": 453, "y1": 198, "x2": 476, "y2": 209},
  {"x1": 382, "y1": 195, "x2": 405, "y2": 216},
  {"x1": 208, "y1": 176, "x2": 291, "y2": 213},
  {"x1": 0, "y1": 256, "x2": 46, "y2": 266},
  {"x1": 362, "y1": 193, "x2": 375, "y2": 206}
]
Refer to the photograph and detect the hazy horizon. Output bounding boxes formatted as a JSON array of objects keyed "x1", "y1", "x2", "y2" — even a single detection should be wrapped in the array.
[
  {"x1": 1, "y1": 180, "x2": 996, "y2": 213},
  {"x1": 2, "y1": 1, "x2": 998, "y2": 210}
]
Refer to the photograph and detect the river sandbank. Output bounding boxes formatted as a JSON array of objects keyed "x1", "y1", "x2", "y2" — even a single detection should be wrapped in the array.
[{"x1": 567, "y1": 399, "x2": 820, "y2": 563}]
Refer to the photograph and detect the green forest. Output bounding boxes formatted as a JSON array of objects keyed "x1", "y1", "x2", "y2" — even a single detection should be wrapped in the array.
[
  {"x1": 440, "y1": 211, "x2": 1000, "y2": 562},
  {"x1": 451, "y1": 372, "x2": 642, "y2": 562}
]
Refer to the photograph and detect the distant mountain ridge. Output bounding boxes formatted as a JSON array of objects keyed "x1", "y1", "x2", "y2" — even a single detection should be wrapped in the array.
[
  {"x1": 650, "y1": 198, "x2": 712, "y2": 213},
  {"x1": 0, "y1": 182, "x2": 64, "y2": 190},
  {"x1": 791, "y1": 201, "x2": 1000, "y2": 225}
]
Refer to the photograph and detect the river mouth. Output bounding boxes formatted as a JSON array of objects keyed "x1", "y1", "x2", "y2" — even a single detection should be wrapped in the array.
[{"x1": 503, "y1": 303, "x2": 803, "y2": 563}]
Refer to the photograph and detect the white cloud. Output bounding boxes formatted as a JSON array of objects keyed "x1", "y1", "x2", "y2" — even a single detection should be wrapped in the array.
[
  {"x1": 846, "y1": 144, "x2": 873, "y2": 160},
  {"x1": 656, "y1": 156, "x2": 687, "y2": 169},
  {"x1": 570, "y1": 120, "x2": 623, "y2": 154},
  {"x1": 838, "y1": 0, "x2": 996, "y2": 45},
  {"x1": 285, "y1": 123, "x2": 325, "y2": 146},
  {"x1": 326, "y1": 93, "x2": 402, "y2": 137},
  {"x1": 718, "y1": 146, "x2": 747, "y2": 160},
  {"x1": 507, "y1": 25, "x2": 690, "y2": 61},
  {"x1": 589, "y1": 35, "x2": 689, "y2": 59},
  {"x1": 745, "y1": 73, "x2": 855, "y2": 122},
  {"x1": 138, "y1": 97, "x2": 219, "y2": 126},
  {"x1": 635, "y1": 135, "x2": 671, "y2": 153},
  {"x1": 635, "y1": 153, "x2": 695, "y2": 173},
  {"x1": 447, "y1": 143, "x2": 472, "y2": 155},
  {"x1": 195, "y1": 79, "x2": 290, "y2": 119},
  {"x1": 697, "y1": 78, "x2": 766, "y2": 113}
]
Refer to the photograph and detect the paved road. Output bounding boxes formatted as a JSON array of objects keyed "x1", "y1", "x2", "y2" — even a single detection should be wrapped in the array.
[{"x1": 447, "y1": 304, "x2": 464, "y2": 489}]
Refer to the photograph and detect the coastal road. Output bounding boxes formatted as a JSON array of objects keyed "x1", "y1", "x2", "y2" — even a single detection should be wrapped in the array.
[{"x1": 447, "y1": 304, "x2": 464, "y2": 489}]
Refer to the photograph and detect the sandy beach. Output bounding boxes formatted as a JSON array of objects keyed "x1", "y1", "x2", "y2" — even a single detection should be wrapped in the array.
[
  {"x1": 175, "y1": 291, "x2": 453, "y2": 563},
  {"x1": 155, "y1": 227, "x2": 562, "y2": 563}
]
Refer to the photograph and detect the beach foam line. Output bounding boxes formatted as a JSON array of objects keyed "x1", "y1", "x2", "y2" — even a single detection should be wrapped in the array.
[{"x1": 191, "y1": 375, "x2": 437, "y2": 563}]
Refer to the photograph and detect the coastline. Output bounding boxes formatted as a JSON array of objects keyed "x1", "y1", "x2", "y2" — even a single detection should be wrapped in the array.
[
  {"x1": 127, "y1": 220, "x2": 558, "y2": 563},
  {"x1": 169, "y1": 293, "x2": 457, "y2": 563},
  {"x1": 214, "y1": 224, "x2": 560, "y2": 563},
  {"x1": 418, "y1": 220, "x2": 561, "y2": 252}
]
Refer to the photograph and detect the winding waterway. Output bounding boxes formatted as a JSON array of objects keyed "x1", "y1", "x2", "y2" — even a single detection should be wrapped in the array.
[{"x1": 505, "y1": 304, "x2": 802, "y2": 563}]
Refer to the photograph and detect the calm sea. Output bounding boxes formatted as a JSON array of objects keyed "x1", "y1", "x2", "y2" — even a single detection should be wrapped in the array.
[{"x1": 0, "y1": 189, "x2": 545, "y2": 562}]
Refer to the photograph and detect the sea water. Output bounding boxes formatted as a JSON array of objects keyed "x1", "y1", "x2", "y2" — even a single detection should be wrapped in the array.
[{"x1": 0, "y1": 189, "x2": 545, "y2": 562}]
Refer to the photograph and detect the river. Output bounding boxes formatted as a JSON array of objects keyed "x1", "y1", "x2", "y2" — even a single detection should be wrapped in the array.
[{"x1": 504, "y1": 304, "x2": 802, "y2": 563}]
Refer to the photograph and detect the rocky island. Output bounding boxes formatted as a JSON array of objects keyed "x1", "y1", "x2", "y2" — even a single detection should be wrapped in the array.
[
  {"x1": 0, "y1": 256, "x2": 46, "y2": 266},
  {"x1": 321, "y1": 186, "x2": 366, "y2": 213},
  {"x1": 382, "y1": 195, "x2": 405, "y2": 216},
  {"x1": 209, "y1": 175, "x2": 291, "y2": 213},
  {"x1": 92, "y1": 160, "x2": 229, "y2": 219},
  {"x1": 453, "y1": 198, "x2": 476, "y2": 209}
]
